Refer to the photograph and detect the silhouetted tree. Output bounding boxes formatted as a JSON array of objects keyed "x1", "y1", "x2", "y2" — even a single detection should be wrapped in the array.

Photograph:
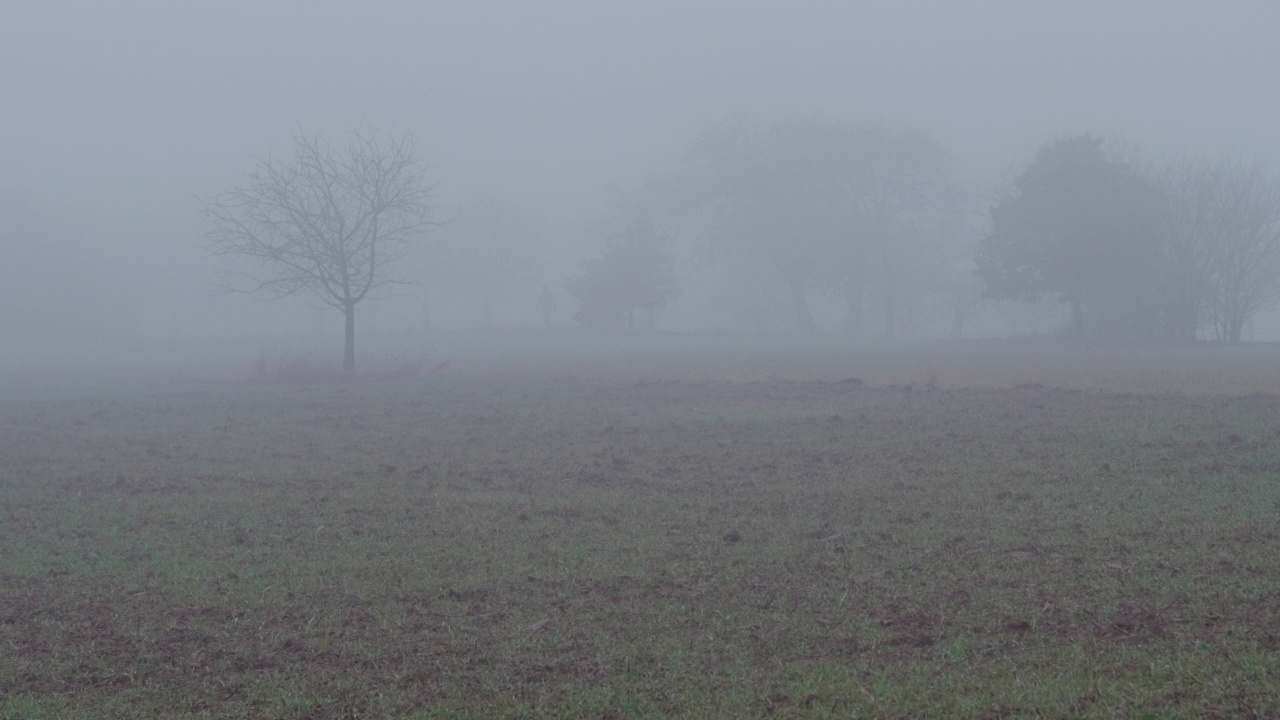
[
  {"x1": 536, "y1": 284, "x2": 557, "y2": 329},
  {"x1": 1153, "y1": 159, "x2": 1230, "y2": 341},
  {"x1": 564, "y1": 207, "x2": 679, "y2": 331},
  {"x1": 976, "y1": 134, "x2": 1161, "y2": 337},
  {"x1": 838, "y1": 124, "x2": 957, "y2": 337},
  {"x1": 684, "y1": 115, "x2": 956, "y2": 335},
  {"x1": 203, "y1": 129, "x2": 435, "y2": 372},
  {"x1": 1164, "y1": 159, "x2": 1280, "y2": 344},
  {"x1": 684, "y1": 116, "x2": 840, "y2": 332}
]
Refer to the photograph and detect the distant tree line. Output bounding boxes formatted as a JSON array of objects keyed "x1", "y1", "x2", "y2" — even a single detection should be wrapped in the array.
[
  {"x1": 563, "y1": 195, "x2": 679, "y2": 332},
  {"x1": 977, "y1": 135, "x2": 1280, "y2": 343},
  {"x1": 201, "y1": 123, "x2": 1280, "y2": 370},
  {"x1": 566, "y1": 115, "x2": 962, "y2": 336}
]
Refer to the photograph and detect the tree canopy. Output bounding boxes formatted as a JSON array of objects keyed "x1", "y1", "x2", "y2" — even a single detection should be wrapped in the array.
[
  {"x1": 564, "y1": 203, "x2": 679, "y2": 332},
  {"x1": 976, "y1": 134, "x2": 1162, "y2": 336}
]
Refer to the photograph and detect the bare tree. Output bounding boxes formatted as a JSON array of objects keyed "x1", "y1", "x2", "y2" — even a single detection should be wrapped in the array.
[
  {"x1": 203, "y1": 129, "x2": 435, "y2": 372},
  {"x1": 683, "y1": 115, "x2": 956, "y2": 335},
  {"x1": 1153, "y1": 158, "x2": 1280, "y2": 344},
  {"x1": 683, "y1": 115, "x2": 833, "y2": 333},
  {"x1": 1154, "y1": 159, "x2": 1230, "y2": 342},
  {"x1": 1203, "y1": 162, "x2": 1280, "y2": 344},
  {"x1": 840, "y1": 124, "x2": 956, "y2": 337}
]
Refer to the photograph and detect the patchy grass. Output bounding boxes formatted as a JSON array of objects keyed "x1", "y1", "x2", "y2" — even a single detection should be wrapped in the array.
[{"x1": 3, "y1": 344, "x2": 1280, "y2": 718}]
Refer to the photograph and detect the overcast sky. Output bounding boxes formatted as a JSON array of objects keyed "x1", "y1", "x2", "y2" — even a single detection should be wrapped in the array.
[{"x1": 5, "y1": 1, "x2": 1280, "y2": 223}]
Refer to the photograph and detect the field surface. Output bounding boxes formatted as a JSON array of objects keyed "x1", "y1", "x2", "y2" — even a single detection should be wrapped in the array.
[{"x1": 3, "y1": 340, "x2": 1280, "y2": 718}]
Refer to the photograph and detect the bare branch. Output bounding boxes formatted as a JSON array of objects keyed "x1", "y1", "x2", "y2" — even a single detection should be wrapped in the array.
[{"x1": 201, "y1": 128, "x2": 438, "y2": 371}]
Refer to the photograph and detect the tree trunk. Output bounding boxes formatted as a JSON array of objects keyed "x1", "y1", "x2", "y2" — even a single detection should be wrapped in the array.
[
  {"x1": 789, "y1": 276, "x2": 816, "y2": 333},
  {"x1": 1069, "y1": 297, "x2": 1084, "y2": 336},
  {"x1": 844, "y1": 283, "x2": 864, "y2": 336},
  {"x1": 884, "y1": 281, "x2": 897, "y2": 338},
  {"x1": 880, "y1": 244, "x2": 897, "y2": 338},
  {"x1": 1173, "y1": 286, "x2": 1200, "y2": 342},
  {"x1": 344, "y1": 301, "x2": 357, "y2": 373},
  {"x1": 1227, "y1": 311, "x2": 1244, "y2": 345},
  {"x1": 949, "y1": 301, "x2": 968, "y2": 340},
  {"x1": 844, "y1": 250, "x2": 866, "y2": 336}
]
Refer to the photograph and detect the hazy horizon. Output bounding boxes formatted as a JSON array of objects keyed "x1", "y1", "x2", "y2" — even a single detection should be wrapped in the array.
[{"x1": 5, "y1": 1, "x2": 1280, "y2": 347}]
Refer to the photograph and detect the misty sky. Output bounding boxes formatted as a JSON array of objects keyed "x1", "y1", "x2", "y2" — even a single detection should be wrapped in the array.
[
  {"x1": 4, "y1": 0, "x2": 1280, "y2": 344},
  {"x1": 6, "y1": 2, "x2": 1280, "y2": 215}
]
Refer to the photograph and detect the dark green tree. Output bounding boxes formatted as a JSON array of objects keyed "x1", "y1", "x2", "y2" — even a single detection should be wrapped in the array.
[
  {"x1": 976, "y1": 134, "x2": 1162, "y2": 336},
  {"x1": 564, "y1": 208, "x2": 679, "y2": 332}
]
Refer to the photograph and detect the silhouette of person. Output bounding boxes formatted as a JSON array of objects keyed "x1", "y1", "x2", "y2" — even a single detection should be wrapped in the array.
[{"x1": 536, "y1": 285, "x2": 557, "y2": 329}]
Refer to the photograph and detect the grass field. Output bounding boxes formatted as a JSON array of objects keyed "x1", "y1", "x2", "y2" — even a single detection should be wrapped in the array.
[{"x1": 3, "y1": 337, "x2": 1280, "y2": 718}]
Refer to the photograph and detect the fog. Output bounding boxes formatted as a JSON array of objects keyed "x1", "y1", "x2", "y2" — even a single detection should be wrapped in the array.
[{"x1": 6, "y1": 2, "x2": 1280, "y2": 370}]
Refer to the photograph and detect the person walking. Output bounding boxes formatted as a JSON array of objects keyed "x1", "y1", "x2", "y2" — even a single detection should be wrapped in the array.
[{"x1": 536, "y1": 285, "x2": 557, "y2": 329}]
